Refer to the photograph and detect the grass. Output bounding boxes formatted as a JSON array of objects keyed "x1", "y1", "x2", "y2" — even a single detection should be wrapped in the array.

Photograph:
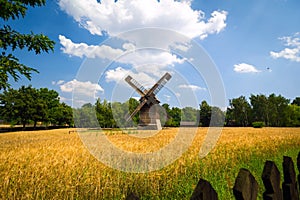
[{"x1": 0, "y1": 127, "x2": 299, "y2": 199}]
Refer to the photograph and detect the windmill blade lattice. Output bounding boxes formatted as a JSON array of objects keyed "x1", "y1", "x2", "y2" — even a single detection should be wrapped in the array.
[
  {"x1": 146, "y1": 72, "x2": 172, "y2": 96},
  {"x1": 125, "y1": 75, "x2": 147, "y2": 96}
]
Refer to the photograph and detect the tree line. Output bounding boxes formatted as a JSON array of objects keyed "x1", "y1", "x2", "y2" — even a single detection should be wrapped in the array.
[
  {"x1": 226, "y1": 94, "x2": 300, "y2": 127},
  {"x1": 1, "y1": 86, "x2": 300, "y2": 128},
  {"x1": 74, "y1": 93, "x2": 300, "y2": 128},
  {"x1": 0, "y1": 86, "x2": 73, "y2": 128}
]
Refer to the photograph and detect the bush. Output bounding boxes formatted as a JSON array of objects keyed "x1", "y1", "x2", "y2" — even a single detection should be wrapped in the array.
[{"x1": 252, "y1": 121, "x2": 265, "y2": 128}]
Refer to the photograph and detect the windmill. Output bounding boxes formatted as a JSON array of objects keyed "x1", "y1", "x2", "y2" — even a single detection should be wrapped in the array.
[{"x1": 125, "y1": 72, "x2": 172, "y2": 130}]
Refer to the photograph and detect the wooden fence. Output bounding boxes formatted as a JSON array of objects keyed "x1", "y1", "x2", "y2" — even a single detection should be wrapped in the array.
[{"x1": 126, "y1": 152, "x2": 300, "y2": 200}]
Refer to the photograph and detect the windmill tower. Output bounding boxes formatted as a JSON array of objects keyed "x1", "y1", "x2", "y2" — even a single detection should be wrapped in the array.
[{"x1": 125, "y1": 72, "x2": 172, "y2": 130}]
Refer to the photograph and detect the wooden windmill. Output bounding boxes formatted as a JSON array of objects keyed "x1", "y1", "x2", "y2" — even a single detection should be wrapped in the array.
[{"x1": 125, "y1": 72, "x2": 172, "y2": 130}]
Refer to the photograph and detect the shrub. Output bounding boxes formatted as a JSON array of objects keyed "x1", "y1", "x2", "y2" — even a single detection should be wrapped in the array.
[{"x1": 252, "y1": 121, "x2": 265, "y2": 128}]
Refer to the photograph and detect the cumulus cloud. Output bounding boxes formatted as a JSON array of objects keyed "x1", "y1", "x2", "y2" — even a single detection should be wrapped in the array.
[
  {"x1": 234, "y1": 63, "x2": 261, "y2": 73},
  {"x1": 119, "y1": 50, "x2": 185, "y2": 68},
  {"x1": 52, "y1": 80, "x2": 65, "y2": 85},
  {"x1": 59, "y1": 36, "x2": 184, "y2": 70},
  {"x1": 58, "y1": 79, "x2": 104, "y2": 96},
  {"x1": 59, "y1": 35, "x2": 124, "y2": 59},
  {"x1": 58, "y1": 0, "x2": 228, "y2": 88},
  {"x1": 58, "y1": 0, "x2": 227, "y2": 39},
  {"x1": 270, "y1": 33, "x2": 300, "y2": 62},
  {"x1": 178, "y1": 84, "x2": 206, "y2": 91},
  {"x1": 105, "y1": 67, "x2": 130, "y2": 83},
  {"x1": 105, "y1": 67, "x2": 156, "y2": 86}
]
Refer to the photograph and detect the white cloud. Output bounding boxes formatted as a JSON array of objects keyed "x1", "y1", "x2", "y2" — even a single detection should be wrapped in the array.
[
  {"x1": 234, "y1": 63, "x2": 261, "y2": 73},
  {"x1": 58, "y1": 0, "x2": 227, "y2": 39},
  {"x1": 178, "y1": 84, "x2": 206, "y2": 91},
  {"x1": 59, "y1": 79, "x2": 104, "y2": 96},
  {"x1": 105, "y1": 67, "x2": 156, "y2": 86},
  {"x1": 59, "y1": 36, "x2": 184, "y2": 71},
  {"x1": 270, "y1": 33, "x2": 300, "y2": 62},
  {"x1": 52, "y1": 80, "x2": 65, "y2": 85},
  {"x1": 105, "y1": 67, "x2": 130, "y2": 83},
  {"x1": 119, "y1": 50, "x2": 185, "y2": 68},
  {"x1": 59, "y1": 35, "x2": 125, "y2": 59}
]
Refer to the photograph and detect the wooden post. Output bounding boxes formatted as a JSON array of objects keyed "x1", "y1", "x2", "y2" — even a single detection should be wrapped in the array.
[
  {"x1": 190, "y1": 178, "x2": 218, "y2": 200},
  {"x1": 282, "y1": 156, "x2": 299, "y2": 200},
  {"x1": 233, "y1": 168, "x2": 258, "y2": 200},
  {"x1": 262, "y1": 160, "x2": 282, "y2": 200}
]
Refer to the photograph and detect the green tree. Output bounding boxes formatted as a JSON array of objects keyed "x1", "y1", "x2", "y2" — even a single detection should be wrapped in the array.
[
  {"x1": 228, "y1": 96, "x2": 251, "y2": 127},
  {"x1": 182, "y1": 107, "x2": 198, "y2": 122},
  {"x1": 39, "y1": 88, "x2": 59, "y2": 123},
  {"x1": 74, "y1": 103, "x2": 98, "y2": 128},
  {"x1": 0, "y1": 87, "x2": 19, "y2": 125},
  {"x1": 286, "y1": 104, "x2": 300, "y2": 127},
  {"x1": 0, "y1": 0, "x2": 55, "y2": 90},
  {"x1": 199, "y1": 100, "x2": 211, "y2": 127},
  {"x1": 267, "y1": 94, "x2": 290, "y2": 126},
  {"x1": 127, "y1": 98, "x2": 139, "y2": 125},
  {"x1": 95, "y1": 99, "x2": 116, "y2": 128},
  {"x1": 111, "y1": 101, "x2": 126, "y2": 128},
  {"x1": 0, "y1": 86, "x2": 70, "y2": 128},
  {"x1": 50, "y1": 102, "x2": 73, "y2": 126},
  {"x1": 250, "y1": 94, "x2": 269, "y2": 125},
  {"x1": 166, "y1": 107, "x2": 181, "y2": 127},
  {"x1": 0, "y1": 85, "x2": 36, "y2": 128},
  {"x1": 211, "y1": 106, "x2": 225, "y2": 127},
  {"x1": 292, "y1": 97, "x2": 300, "y2": 106},
  {"x1": 31, "y1": 88, "x2": 60, "y2": 127}
]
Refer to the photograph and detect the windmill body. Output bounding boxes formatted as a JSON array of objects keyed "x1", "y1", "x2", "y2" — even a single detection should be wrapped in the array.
[{"x1": 125, "y1": 73, "x2": 171, "y2": 130}]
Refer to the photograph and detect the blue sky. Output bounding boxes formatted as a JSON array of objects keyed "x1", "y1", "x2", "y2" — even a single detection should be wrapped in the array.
[{"x1": 6, "y1": 0, "x2": 300, "y2": 108}]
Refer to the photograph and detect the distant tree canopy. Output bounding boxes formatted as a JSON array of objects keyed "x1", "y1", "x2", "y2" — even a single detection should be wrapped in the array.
[
  {"x1": 1, "y1": 85, "x2": 300, "y2": 128},
  {"x1": 0, "y1": 0, "x2": 55, "y2": 90},
  {"x1": 0, "y1": 85, "x2": 73, "y2": 128},
  {"x1": 69, "y1": 94, "x2": 300, "y2": 128},
  {"x1": 227, "y1": 94, "x2": 300, "y2": 127}
]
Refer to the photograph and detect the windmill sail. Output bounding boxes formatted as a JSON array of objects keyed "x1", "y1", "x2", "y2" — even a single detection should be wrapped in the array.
[
  {"x1": 125, "y1": 75, "x2": 146, "y2": 96},
  {"x1": 147, "y1": 72, "x2": 172, "y2": 96}
]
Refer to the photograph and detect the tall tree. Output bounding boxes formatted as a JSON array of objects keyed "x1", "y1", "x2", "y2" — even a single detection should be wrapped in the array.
[
  {"x1": 0, "y1": 86, "x2": 69, "y2": 128},
  {"x1": 267, "y1": 94, "x2": 290, "y2": 126},
  {"x1": 50, "y1": 102, "x2": 73, "y2": 126},
  {"x1": 168, "y1": 107, "x2": 181, "y2": 127},
  {"x1": 0, "y1": 86, "x2": 36, "y2": 128},
  {"x1": 74, "y1": 103, "x2": 98, "y2": 128},
  {"x1": 228, "y1": 96, "x2": 251, "y2": 127},
  {"x1": 286, "y1": 104, "x2": 300, "y2": 127},
  {"x1": 199, "y1": 100, "x2": 211, "y2": 127},
  {"x1": 0, "y1": 0, "x2": 55, "y2": 90},
  {"x1": 211, "y1": 106, "x2": 225, "y2": 127},
  {"x1": 250, "y1": 94, "x2": 269, "y2": 125},
  {"x1": 127, "y1": 98, "x2": 139, "y2": 125},
  {"x1": 182, "y1": 107, "x2": 198, "y2": 122}
]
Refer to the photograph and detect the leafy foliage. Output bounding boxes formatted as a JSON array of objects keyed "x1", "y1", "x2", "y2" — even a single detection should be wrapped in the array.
[
  {"x1": 0, "y1": 85, "x2": 73, "y2": 128},
  {"x1": 252, "y1": 121, "x2": 265, "y2": 128},
  {"x1": 227, "y1": 94, "x2": 299, "y2": 127},
  {"x1": 0, "y1": 0, "x2": 55, "y2": 90},
  {"x1": 199, "y1": 100, "x2": 211, "y2": 126},
  {"x1": 227, "y1": 96, "x2": 251, "y2": 127}
]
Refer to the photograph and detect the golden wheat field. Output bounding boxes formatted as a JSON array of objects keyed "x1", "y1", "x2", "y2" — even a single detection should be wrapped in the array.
[{"x1": 0, "y1": 127, "x2": 299, "y2": 199}]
